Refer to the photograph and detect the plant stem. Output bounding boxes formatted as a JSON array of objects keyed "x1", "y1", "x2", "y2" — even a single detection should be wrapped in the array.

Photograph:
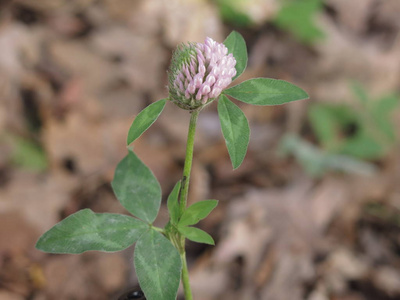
[
  {"x1": 178, "y1": 109, "x2": 200, "y2": 300},
  {"x1": 179, "y1": 109, "x2": 200, "y2": 214},
  {"x1": 180, "y1": 252, "x2": 193, "y2": 300}
]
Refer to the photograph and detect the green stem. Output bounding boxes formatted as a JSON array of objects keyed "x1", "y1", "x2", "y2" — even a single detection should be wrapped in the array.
[
  {"x1": 181, "y1": 252, "x2": 193, "y2": 300},
  {"x1": 178, "y1": 109, "x2": 200, "y2": 300},
  {"x1": 179, "y1": 109, "x2": 200, "y2": 214},
  {"x1": 151, "y1": 226, "x2": 165, "y2": 234}
]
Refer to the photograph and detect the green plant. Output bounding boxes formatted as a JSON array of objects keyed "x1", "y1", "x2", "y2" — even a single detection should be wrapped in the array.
[
  {"x1": 308, "y1": 84, "x2": 399, "y2": 160},
  {"x1": 279, "y1": 134, "x2": 377, "y2": 177},
  {"x1": 36, "y1": 31, "x2": 308, "y2": 300},
  {"x1": 215, "y1": 0, "x2": 254, "y2": 27},
  {"x1": 273, "y1": 0, "x2": 325, "y2": 44},
  {"x1": 2, "y1": 134, "x2": 48, "y2": 171},
  {"x1": 280, "y1": 84, "x2": 398, "y2": 177}
]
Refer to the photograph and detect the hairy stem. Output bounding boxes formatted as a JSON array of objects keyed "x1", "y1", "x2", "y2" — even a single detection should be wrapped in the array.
[
  {"x1": 181, "y1": 252, "x2": 193, "y2": 300},
  {"x1": 178, "y1": 109, "x2": 200, "y2": 300},
  {"x1": 179, "y1": 109, "x2": 200, "y2": 213}
]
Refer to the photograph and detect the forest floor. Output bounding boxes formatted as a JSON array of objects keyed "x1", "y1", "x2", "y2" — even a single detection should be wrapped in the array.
[{"x1": 0, "y1": 1, "x2": 400, "y2": 299}]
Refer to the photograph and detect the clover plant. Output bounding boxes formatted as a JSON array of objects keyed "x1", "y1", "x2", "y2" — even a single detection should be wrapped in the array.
[{"x1": 36, "y1": 31, "x2": 308, "y2": 300}]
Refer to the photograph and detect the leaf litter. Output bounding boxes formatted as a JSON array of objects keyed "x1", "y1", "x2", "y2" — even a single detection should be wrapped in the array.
[{"x1": 0, "y1": 0, "x2": 400, "y2": 299}]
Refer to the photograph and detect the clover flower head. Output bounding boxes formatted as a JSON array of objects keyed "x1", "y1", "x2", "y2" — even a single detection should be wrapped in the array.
[{"x1": 168, "y1": 37, "x2": 237, "y2": 110}]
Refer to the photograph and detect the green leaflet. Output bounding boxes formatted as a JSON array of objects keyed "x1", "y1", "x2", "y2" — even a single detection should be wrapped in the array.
[
  {"x1": 127, "y1": 99, "x2": 166, "y2": 145},
  {"x1": 224, "y1": 78, "x2": 309, "y2": 106},
  {"x1": 218, "y1": 95, "x2": 250, "y2": 169},
  {"x1": 134, "y1": 229, "x2": 182, "y2": 300},
  {"x1": 36, "y1": 209, "x2": 147, "y2": 254},
  {"x1": 178, "y1": 200, "x2": 218, "y2": 227},
  {"x1": 112, "y1": 150, "x2": 161, "y2": 223},
  {"x1": 223, "y1": 31, "x2": 248, "y2": 80},
  {"x1": 178, "y1": 226, "x2": 215, "y2": 245},
  {"x1": 167, "y1": 181, "x2": 181, "y2": 224}
]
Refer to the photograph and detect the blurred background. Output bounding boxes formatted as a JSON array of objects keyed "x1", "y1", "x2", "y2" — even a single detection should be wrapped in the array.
[{"x1": 0, "y1": 0, "x2": 399, "y2": 299}]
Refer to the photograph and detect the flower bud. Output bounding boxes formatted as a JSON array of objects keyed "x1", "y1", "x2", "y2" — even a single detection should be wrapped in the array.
[{"x1": 168, "y1": 37, "x2": 237, "y2": 110}]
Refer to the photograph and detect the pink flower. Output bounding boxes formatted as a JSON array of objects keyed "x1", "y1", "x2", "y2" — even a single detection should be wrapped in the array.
[{"x1": 168, "y1": 37, "x2": 236, "y2": 110}]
